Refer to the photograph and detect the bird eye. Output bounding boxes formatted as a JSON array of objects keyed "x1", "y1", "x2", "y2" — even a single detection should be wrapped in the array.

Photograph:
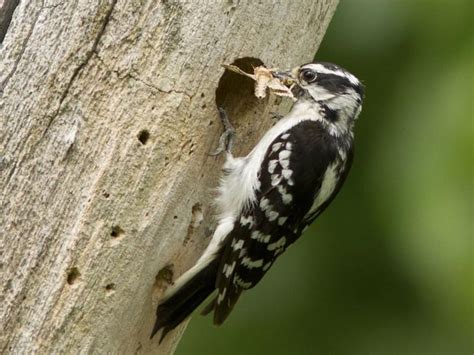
[{"x1": 300, "y1": 69, "x2": 317, "y2": 83}]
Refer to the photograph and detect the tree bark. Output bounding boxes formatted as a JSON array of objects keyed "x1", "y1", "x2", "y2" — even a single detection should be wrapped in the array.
[{"x1": 0, "y1": 0, "x2": 338, "y2": 353}]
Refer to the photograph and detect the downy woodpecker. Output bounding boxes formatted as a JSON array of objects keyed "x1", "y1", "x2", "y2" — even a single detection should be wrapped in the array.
[{"x1": 152, "y1": 62, "x2": 365, "y2": 341}]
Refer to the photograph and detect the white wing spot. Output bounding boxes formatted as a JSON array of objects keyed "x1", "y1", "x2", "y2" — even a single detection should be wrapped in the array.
[
  {"x1": 267, "y1": 236, "x2": 286, "y2": 251},
  {"x1": 260, "y1": 197, "x2": 279, "y2": 221},
  {"x1": 278, "y1": 216, "x2": 288, "y2": 226},
  {"x1": 259, "y1": 197, "x2": 270, "y2": 210},
  {"x1": 223, "y1": 261, "x2": 236, "y2": 278},
  {"x1": 279, "y1": 150, "x2": 291, "y2": 160},
  {"x1": 271, "y1": 174, "x2": 281, "y2": 186},
  {"x1": 263, "y1": 262, "x2": 272, "y2": 271},
  {"x1": 285, "y1": 142, "x2": 292, "y2": 150},
  {"x1": 271, "y1": 142, "x2": 283, "y2": 153},
  {"x1": 240, "y1": 215, "x2": 254, "y2": 228},
  {"x1": 265, "y1": 209, "x2": 279, "y2": 222},
  {"x1": 232, "y1": 239, "x2": 244, "y2": 251},
  {"x1": 281, "y1": 133, "x2": 290, "y2": 139},
  {"x1": 250, "y1": 230, "x2": 261, "y2": 240},
  {"x1": 279, "y1": 158, "x2": 290, "y2": 169},
  {"x1": 217, "y1": 288, "x2": 227, "y2": 304},
  {"x1": 234, "y1": 276, "x2": 252, "y2": 289},
  {"x1": 252, "y1": 231, "x2": 271, "y2": 243},
  {"x1": 282, "y1": 169, "x2": 293, "y2": 180},
  {"x1": 274, "y1": 247, "x2": 284, "y2": 256},
  {"x1": 277, "y1": 185, "x2": 293, "y2": 204},
  {"x1": 268, "y1": 159, "x2": 278, "y2": 174},
  {"x1": 242, "y1": 257, "x2": 264, "y2": 269}
]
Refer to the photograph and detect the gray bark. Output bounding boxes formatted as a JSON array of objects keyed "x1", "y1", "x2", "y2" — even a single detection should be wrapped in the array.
[{"x1": 0, "y1": 0, "x2": 338, "y2": 353}]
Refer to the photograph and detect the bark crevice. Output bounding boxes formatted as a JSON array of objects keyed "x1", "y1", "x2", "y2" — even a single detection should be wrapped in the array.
[
  {"x1": 0, "y1": 0, "x2": 44, "y2": 93},
  {"x1": 43, "y1": 0, "x2": 118, "y2": 134}
]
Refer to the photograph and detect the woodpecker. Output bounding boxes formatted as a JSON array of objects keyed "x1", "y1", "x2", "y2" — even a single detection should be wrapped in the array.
[{"x1": 151, "y1": 62, "x2": 365, "y2": 341}]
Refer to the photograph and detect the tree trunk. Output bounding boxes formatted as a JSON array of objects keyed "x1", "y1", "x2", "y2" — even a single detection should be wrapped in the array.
[{"x1": 0, "y1": 0, "x2": 338, "y2": 353}]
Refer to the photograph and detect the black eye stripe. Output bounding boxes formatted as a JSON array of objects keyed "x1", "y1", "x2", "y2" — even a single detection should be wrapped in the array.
[
  {"x1": 315, "y1": 73, "x2": 351, "y2": 85},
  {"x1": 313, "y1": 73, "x2": 364, "y2": 97}
]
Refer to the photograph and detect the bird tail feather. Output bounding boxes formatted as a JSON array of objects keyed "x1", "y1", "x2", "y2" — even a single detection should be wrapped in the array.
[{"x1": 151, "y1": 258, "x2": 219, "y2": 342}]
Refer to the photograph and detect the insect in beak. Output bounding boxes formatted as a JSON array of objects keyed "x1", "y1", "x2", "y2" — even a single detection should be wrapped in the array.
[
  {"x1": 272, "y1": 70, "x2": 293, "y2": 85},
  {"x1": 271, "y1": 66, "x2": 301, "y2": 86},
  {"x1": 222, "y1": 63, "x2": 299, "y2": 100}
]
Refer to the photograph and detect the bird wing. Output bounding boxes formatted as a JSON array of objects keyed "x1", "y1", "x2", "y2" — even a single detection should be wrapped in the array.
[{"x1": 210, "y1": 119, "x2": 352, "y2": 324}]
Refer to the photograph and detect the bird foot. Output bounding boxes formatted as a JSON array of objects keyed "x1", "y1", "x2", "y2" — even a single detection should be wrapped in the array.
[
  {"x1": 269, "y1": 111, "x2": 284, "y2": 121},
  {"x1": 209, "y1": 108, "x2": 236, "y2": 156}
]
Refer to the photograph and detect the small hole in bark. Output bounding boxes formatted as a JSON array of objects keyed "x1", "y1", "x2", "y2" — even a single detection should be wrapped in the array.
[
  {"x1": 201, "y1": 93, "x2": 205, "y2": 98},
  {"x1": 173, "y1": 215, "x2": 178, "y2": 219},
  {"x1": 154, "y1": 265, "x2": 174, "y2": 290},
  {"x1": 183, "y1": 203, "x2": 204, "y2": 246},
  {"x1": 208, "y1": 120, "x2": 213, "y2": 126},
  {"x1": 102, "y1": 191, "x2": 110, "y2": 198},
  {"x1": 67, "y1": 267, "x2": 81, "y2": 285},
  {"x1": 111, "y1": 226, "x2": 124, "y2": 238},
  {"x1": 105, "y1": 283, "x2": 116, "y2": 292},
  {"x1": 191, "y1": 203, "x2": 203, "y2": 227},
  {"x1": 137, "y1": 130, "x2": 150, "y2": 145}
]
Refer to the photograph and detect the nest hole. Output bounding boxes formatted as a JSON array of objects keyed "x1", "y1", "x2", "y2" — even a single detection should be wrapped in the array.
[{"x1": 215, "y1": 57, "x2": 267, "y2": 120}]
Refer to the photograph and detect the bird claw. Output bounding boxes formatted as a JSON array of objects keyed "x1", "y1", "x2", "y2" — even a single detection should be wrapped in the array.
[
  {"x1": 269, "y1": 111, "x2": 284, "y2": 121},
  {"x1": 209, "y1": 108, "x2": 235, "y2": 156}
]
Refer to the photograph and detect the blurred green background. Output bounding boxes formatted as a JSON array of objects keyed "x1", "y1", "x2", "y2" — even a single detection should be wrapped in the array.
[{"x1": 178, "y1": 0, "x2": 473, "y2": 354}]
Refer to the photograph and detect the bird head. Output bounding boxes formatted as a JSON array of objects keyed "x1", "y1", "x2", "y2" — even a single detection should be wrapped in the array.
[{"x1": 274, "y1": 62, "x2": 365, "y2": 135}]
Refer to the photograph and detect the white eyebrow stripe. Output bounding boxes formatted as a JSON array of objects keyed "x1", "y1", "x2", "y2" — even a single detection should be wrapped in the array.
[{"x1": 302, "y1": 64, "x2": 360, "y2": 86}]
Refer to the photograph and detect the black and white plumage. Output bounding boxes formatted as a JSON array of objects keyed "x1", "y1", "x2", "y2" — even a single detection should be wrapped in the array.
[{"x1": 152, "y1": 62, "x2": 365, "y2": 341}]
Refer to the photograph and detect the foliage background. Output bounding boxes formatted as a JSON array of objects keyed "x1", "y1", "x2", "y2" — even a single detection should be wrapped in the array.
[{"x1": 178, "y1": 0, "x2": 473, "y2": 353}]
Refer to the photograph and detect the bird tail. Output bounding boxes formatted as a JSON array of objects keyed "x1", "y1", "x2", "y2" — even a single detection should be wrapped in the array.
[{"x1": 151, "y1": 258, "x2": 219, "y2": 342}]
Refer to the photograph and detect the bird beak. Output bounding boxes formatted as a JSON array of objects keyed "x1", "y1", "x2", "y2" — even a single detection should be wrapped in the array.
[{"x1": 272, "y1": 66, "x2": 300, "y2": 86}]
